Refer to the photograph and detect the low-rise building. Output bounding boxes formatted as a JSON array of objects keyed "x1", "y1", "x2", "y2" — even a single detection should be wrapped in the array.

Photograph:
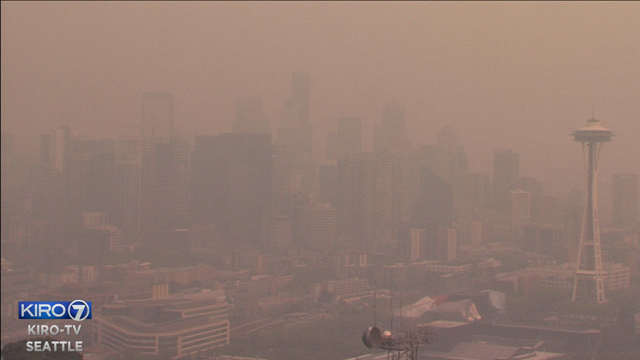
[{"x1": 93, "y1": 290, "x2": 229, "y2": 359}]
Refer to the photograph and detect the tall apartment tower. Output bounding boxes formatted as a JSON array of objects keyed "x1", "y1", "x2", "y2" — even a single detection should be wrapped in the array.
[
  {"x1": 510, "y1": 189, "x2": 531, "y2": 229},
  {"x1": 337, "y1": 150, "x2": 400, "y2": 250},
  {"x1": 493, "y1": 149, "x2": 520, "y2": 215},
  {"x1": 438, "y1": 227, "x2": 458, "y2": 263},
  {"x1": 300, "y1": 203, "x2": 338, "y2": 251},
  {"x1": 433, "y1": 126, "x2": 467, "y2": 203},
  {"x1": 612, "y1": 173, "x2": 638, "y2": 230},
  {"x1": 373, "y1": 99, "x2": 409, "y2": 152},
  {"x1": 191, "y1": 133, "x2": 272, "y2": 248},
  {"x1": 572, "y1": 118, "x2": 613, "y2": 304},
  {"x1": 277, "y1": 73, "x2": 314, "y2": 191}
]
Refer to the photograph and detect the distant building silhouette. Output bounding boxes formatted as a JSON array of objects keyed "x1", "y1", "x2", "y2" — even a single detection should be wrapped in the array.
[
  {"x1": 438, "y1": 227, "x2": 458, "y2": 263},
  {"x1": 519, "y1": 176, "x2": 544, "y2": 224},
  {"x1": 433, "y1": 126, "x2": 467, "y2": 203},
  {"x1": 318, "y1": 162, "x2": 338, "y2": 206},
  {"x1": 373, "y1": 99, "x2": 409, "y2": 153},
  {"x1": 612, "y1": 173, "x2": 638, "y2": 230},
  {"x1": 493, "y1": 149, "x2": 520, "y2": 215},
  {"x1": 152, "y1": 137, "x2": 190, "y2": 230},
  {"x1": 300, "y1": 202, "x2": 337, "y2": 251},
  {"x1": 510, "y1": 189, "x2": 531, "y2": 229},
  {"x1": 412, "y1": 167, "x2": 453, "y2": 260},
  {"x1": 337, "y1": 150, "x2": 400, "y2": 250},
  {"x1": 191, "y1": 133, "x2": 272, "y2": 248},
  {"x1": 276, "y1": 73, "x2": 314, "y2": 191}
]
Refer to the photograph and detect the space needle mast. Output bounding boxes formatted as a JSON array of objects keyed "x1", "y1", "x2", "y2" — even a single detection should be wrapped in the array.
[{"x1": 571, "y1": 117, "x2": 613, "y2": 304}]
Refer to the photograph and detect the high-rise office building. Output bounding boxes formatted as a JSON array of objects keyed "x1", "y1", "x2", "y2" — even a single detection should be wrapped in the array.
[
  {"x1": 39, "y1": 126, "x2": 70, "y2": 171},
  {"x1": 519, "y1": 176, "x2": 544, "y2": 224},
  {"x1": 409, "y1": 228, "x2": 426, "y2": 262},
  {"x1": 336, "y1": 150, "x2": 401, "y2": 250},
  {"x1": 523, "y1": 224, "x2": 564, "y2": 256},
  {"x1": 612, "y1": 173, "x2": 638, "y2": 230},
  {"x1": 493, "y1": 149, "x2": 520, "y2": 215},
  {"x1": 362, "y1": 150, "x2": 400, "y2": 250},
  {"x1": 510, "y1": 189, "x2": 531, "y2": 229},
  {"x1": 373, "y1": 99, "x2": 409, "y2": 152},
  {"x1": 412, "y1": 167, "x2": 453, "y2": 260},
  {"x1": 437, "y1": 227, "x2": 458, "y2": 263},
  {"x1": 337, "y1": 150, "x2": 400, "y2": 250},
  {"x1": 318, "y1": 162, "x2": 338, "y2": 206},
  {"x1": 401, "y1": 144, "x2": 435, "y2": 222},
  {"x1": 336, "y1": 153, "x2": 364, "y2": 243},
  {"x1": 270, "y1": 215, "x2": 293, "y2": 249},
  {"x1": 300, "y1": 203, "x2": 337, "y2": 251},
  {"x1": 433, "y1": 126, "x2": 467, "y2": 203},
  {"x1": 233, "y1": 97, "x2": 269, "y2": 134},
  {"x1": 153, "y1": 137, "x2": 190, "y2": 230},
  {"x1": 53, "y1": 126, "x2": 71, "y2": 172},
  {"x1": 113, "y1": 138, "x2": 142, "y2": 244},
  {"x1": 277, "y1": 73, "x2": 314, "y2": 191},
  {"x1": 191, "y1": 133, "x2": 272, "y2": 248}
]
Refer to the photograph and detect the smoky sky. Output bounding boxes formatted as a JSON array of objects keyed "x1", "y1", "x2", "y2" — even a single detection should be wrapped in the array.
[{"x1": 2, "y1": 2, "x2": 639, "y2": 198}]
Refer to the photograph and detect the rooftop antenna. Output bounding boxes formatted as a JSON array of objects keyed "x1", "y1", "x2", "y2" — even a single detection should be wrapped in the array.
[
  {"x1": 389, "y1": 275, "x2": 394, "y2": 331},
  {"x1": 399, "y1": 297, "x2": 403, "y2": 331},
  {"x1": 374, "y1": 278, "x2": 378, "y2": 327}
]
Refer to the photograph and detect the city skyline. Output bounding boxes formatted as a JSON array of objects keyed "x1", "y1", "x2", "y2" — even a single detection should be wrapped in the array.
[
  {"x1": 2, "y1": 3, "x2": 639, "y2": 360},
  {"x1": 2, "y1": 2, "x2": 639, "y2": 199}
]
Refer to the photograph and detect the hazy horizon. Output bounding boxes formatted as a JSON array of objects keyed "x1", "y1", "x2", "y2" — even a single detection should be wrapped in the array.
[{"x1": 2, "y1": 2, "x2": 639, "y2": 198}]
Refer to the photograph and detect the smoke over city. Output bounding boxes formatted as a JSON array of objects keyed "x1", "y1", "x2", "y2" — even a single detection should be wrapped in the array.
[{"x1": 1, "y1": 2, "x2": 639, "y2": 360}]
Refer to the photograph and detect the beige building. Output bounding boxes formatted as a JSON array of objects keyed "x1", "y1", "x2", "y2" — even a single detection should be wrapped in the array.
[{"x1": 93, "y1": 291, "x2": 229, "y2": 359}]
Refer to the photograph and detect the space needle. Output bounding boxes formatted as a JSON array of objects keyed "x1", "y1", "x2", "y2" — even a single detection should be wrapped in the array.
[{"x1": 571, "y1": 117, "x2": 613, "y2": 304}]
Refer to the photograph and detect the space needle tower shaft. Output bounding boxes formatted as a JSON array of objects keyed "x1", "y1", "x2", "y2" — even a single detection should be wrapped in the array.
[{"x1": 571, "y1": 118, "x2": 613, "y2": 304}]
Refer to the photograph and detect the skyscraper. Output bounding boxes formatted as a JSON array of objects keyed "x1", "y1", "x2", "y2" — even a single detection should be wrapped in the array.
[
  {"x1": 612, "y1": 173, "x2": 638, "y2": 230},
  {"x1": 493, "y1": 149, "x2": 520, "y2": 215},
  {"x1": 409, "y1": 228, "x2": 426, "y2": 262},
  {"x1": 277, "y1": 73, "x2": 314, "y2": 191},
  {"x1": 300, "y1": 203, "x2": 337, "y2": 251},
  {"x1": 361, "y1": 150, "x2": 400, "y2": 250},
  {"x1": 191, "y1": 133, "x2": 272, "y2": 248},
  {"x1": 510, "y1": 189, "x2": 531, "y2": 229},
  {"x1": 114, "y1": 138, "x2": 142, "y2": 244},
  {"x1": 412, "y1": 167, "x2": 453, "y2": 260},
  {"x1": 153, "y1": 137, "x2": 190, "y2": 230},
  {"x1": 373, "y1": 99, "x2": 409, "y2": 152},
  {"x1": 437, "y1": 227, "x2": 458, "y2": 263},
  {"x1": 337, "y1": 150, "x2": 400, "y2": 250},
  {"x1": 433, "y1": 126, "x2": 467, "y2": 203},
  {"x1": 519, "y1": 176, "x2": 544, "y2": 224}
]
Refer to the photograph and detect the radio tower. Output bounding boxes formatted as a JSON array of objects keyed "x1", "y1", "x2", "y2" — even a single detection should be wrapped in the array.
[{"x1": 571, "y1": 117, "x2": 613, "y2": 304}]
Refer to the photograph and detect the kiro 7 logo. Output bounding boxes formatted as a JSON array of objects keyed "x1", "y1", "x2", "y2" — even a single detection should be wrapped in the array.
[{"x1": 19, "y1": 300, "x2": 92, "y2": 321}]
